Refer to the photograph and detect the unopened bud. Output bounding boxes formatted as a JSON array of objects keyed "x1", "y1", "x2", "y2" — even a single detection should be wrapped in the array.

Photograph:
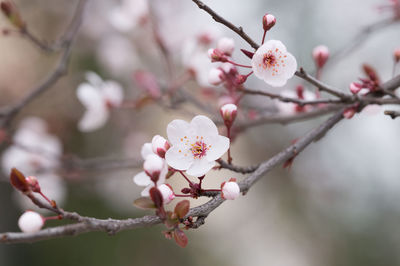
[
  {"x1": 221, "y1": 179, "x2": 240, "y2": 200},
  {"x1": 362, "y1": 64, "x2": 380, "y2": 84},
  {"x1": 151, "y1": 135, "x2": 170, "y2": 158},
  {"x1": 312, "y1": 45, "x2": 329, "y2": 69},
  {"x1": 217, "y1": 37, "x2": 235, "y2": 56},
  {"x1": 394, "y1": 47, "x2": 400, "y2": 63},
  {"x1": 0, "y1": 1, "x2": 25, "y2": 29},
  {"x1": 296, "y1": 85, "x2": 304, "y2": 99},
  {"x1": 235, "y1": 74, "x2": 248, "y2": 85},
  {"x1": 143, "y1": 154, "x2": 164, "y2": 182},
  {"x1": 158, "y1": 184, "x2": 175, "y2": 204},
  {"x1": 18, "y1": 211, "x2": 44, "y2": 233},
  {"x1": 181, "y1": 188, "x2": 191, "y2": 194},
  {"x1": 10, "y1": 168, "x2": 29, "y2": 193},
  {"x1": 26, "y1": 176, "x2": 40, "y2": 193},
  {"x1": 262, "y1": 13, "x2": 276, "y2": 31},
  {"x1": 208, "y1": 68, "x2": 224, "y2": 86},
  {"x1": 207, "y1": 48, "x2": 228, "y2": 63},
  {"x1": 220, "y1": 103, "x2": 238, "y2": 127},
  {"x1": 343, "y1": 106, "x2": 357, "y2": 119},
  {"x1": 349, "y1": 82, "x2": 362, "y2": 94}
]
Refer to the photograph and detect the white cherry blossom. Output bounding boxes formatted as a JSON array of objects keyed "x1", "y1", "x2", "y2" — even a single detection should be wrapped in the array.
[
  {"x1": 77, "y1": 72, "x2": 124, "y2": 132},
  {"x1": 1, "y1": 117, "x2": 67, "y2": 212},
  {"x1": 108, "y1": 0, "x2": 149, "y2": 32},
  {"x1": 18, "y1": 211, "x2": 44, "y2": 233},
  {"x1": 133, "y1": 144, "x2": 168, "y2": 197},
  {"x1": 251, "y1": 40, "x2": 297, "y2": 87},
  {"x1": 165, "y1": 115, "x2": 229, "y2": 177}
]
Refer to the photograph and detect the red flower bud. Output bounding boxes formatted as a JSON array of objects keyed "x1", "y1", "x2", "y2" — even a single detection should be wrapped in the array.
[
  {"x1": 10, "y1": 168, "x2": 29, "y2": 193},
  {"x1": 312, "y1": 45, "x2": 329, "y2": 69},
  {"x1": 262, "y1": 13, "x2": 276, "y2": 31}
]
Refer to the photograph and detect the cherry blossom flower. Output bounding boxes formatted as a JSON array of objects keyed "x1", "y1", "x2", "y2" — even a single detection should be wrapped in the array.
[
  {"x1": 251, "y1": 40, "x2": 297, "y2": 87},
  {"x1": 76, "y1": 72, "x2": 124, "y2": 132},
  {"x1": 108, "y1": 0, "x2": 149, "y2": 32},
  {"x1": 165, "y1": 115, "x2": 229, "y2": 177},
  {"x1": 18, "y1": 211, "x2": 44, "y2": 233},
  {"x1": 181, "y1": 29, "x2": 221, "y2": 87},
  {"x1": 133, "y1": 144, "x2": 169, "y2": 197},
  {"x1": 221, "y1": 180, "x2": 240, "y2": 200}
]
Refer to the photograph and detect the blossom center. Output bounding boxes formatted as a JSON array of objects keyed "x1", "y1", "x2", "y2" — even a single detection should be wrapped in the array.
[
  {"x1": 258, "y1": 48, "x2": 287, "y2": 76},
  {"x1": 190, "y1": 140, "x2": 208, "y2": 159},
  {"x1": 263, "y1": 52, "x2": 276, "y2": 68}
]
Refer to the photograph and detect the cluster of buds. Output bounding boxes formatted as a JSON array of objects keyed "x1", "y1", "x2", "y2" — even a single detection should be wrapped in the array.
[
  {"x1": 208, "y1": 37, "x2": 235, "y2": 63},
  {"x1": 349, "y1": 64, "x2": 381, "y2": 95}
]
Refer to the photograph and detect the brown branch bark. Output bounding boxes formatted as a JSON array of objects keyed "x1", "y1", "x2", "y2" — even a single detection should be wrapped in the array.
[{"x1": 0, "y1": 0, "x2": 87, "y2": 128}]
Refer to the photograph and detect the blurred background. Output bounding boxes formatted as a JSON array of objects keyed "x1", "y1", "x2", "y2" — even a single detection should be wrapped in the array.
[{"x1": 1, "y1": 0, "x2": 400, "y2": 265}]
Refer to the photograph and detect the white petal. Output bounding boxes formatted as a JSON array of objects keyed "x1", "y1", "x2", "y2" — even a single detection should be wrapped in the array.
[
  {"x1": 76, "y1": 83, "x2": 103, "y2": 109},
  {"x1": 206, "y1": 135, "x2": 230, "y2": 161},
  {"x1": 140, "y1": 143, "x2": 154, "y2": 160},
  {"x1": 166, "y1": 119, "x2": 194, "y2": 145},
  {"x1": 165, "y1": 145, "x2": 193, "y2": 170},
  {"x1": 85, "y1": 71, "x2": 104, "y2": 87},
  {"x1": 186, "y1": 158, "x2": 215, "y2": 177},
  {"x1": 102, "y1": 81, "x2": 124, "y2": 106},
  {"x1": 133, "y1": 171, "x2": 151, "y2": 186},
  {"x1": 282, "y1": 52, "x2": 297, "y2": 79},
  {"x1": 141, "y1": 185, "x2": 153, "y2": 197},
  {"x1": 190, "y1": 115, "x2": 219, "y2": 140},
  {"x1": 78, "y1": 106, "x2": 109, "y2": 132}
]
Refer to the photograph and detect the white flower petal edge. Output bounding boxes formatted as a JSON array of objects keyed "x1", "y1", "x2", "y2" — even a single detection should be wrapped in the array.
[
  {"x1": 251, "y1": 40, "x2": 297, "y2": 87},
  {"x1": 165, "y1": 115, "x2": 230, "y2": 177}
]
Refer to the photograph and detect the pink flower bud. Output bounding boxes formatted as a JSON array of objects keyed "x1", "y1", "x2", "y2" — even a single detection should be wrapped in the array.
[
  {"x1": 143, "y1": 154, "x2": 165, "y2": 182},
  {"x1": 262, "y1": 13, "x2": 276, "y2": 31},
  {"x1": 151, "y1": 135, "x2": 170, "y2": 158},
  {"x1": 394, "y1": 47, "x2": 400, "y2": 63},
  {"x1": 349, "y1": 82, "x2": 362, "y2": 94},
  {"x1": 312, "y1": 45, "x2": 329, "y2": 69},
  {"x1": 220, "y1": 63, "x2": 236, "y2": 74},
  {"x1": 207, "y1": 48, "x2": 228, "y2": 63},
  {"x1": 343, "y1": 107, "x2": 357, "y2": 119},
  {"x1": 217, "y1": 37, "x2": 235, "y2": 56},
  {"x1": 220, "y1": 104, "x2": 238, "y2": 127},
  {"x1": 158, "y1": 184, "x2": 175, "y2": 204},
  {"x1": 235, "y1": 74, "x2": 248, "y2": 85},
  {"x1": 208, "y1": 68, "x2": 224, "y2": 86},
  {"x1": 221, "y1": 180, "x2": 240, "y2": 200},
  {"x1": 18, "y1": 211, "x2": 44, "y2": 233},
  {"x1": 26, "y1": 176, "x2": 40, "y2": 193}
]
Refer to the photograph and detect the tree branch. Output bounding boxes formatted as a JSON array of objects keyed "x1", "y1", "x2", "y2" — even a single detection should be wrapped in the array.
[{"x1": 0, "y1": 0, "x2": 87, "y2": 128}]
